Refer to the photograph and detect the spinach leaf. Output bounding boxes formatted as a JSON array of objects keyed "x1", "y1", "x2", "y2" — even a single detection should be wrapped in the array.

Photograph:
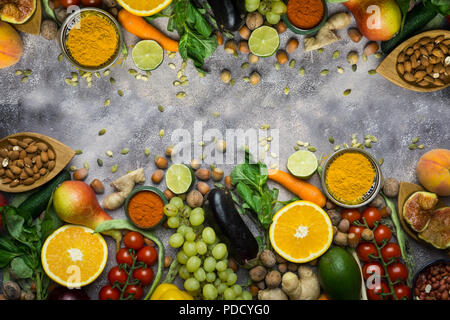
[
  {"x1": 0, "y1": 249, "x2": 21, "y2": 268},
  {"x1": 396, "y1": 0, "x2": 413, "y2": 30},
  {"x1": 3, "y1": 207, "x2": 26, "y2": 241},
  {"x1": 11, "y1": 257, "x2": 33, "y2": 279}
]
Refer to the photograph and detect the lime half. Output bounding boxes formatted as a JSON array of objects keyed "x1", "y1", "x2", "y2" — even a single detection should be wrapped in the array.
[
  {"x1": 166, "y1": 164, "x2": 194, "y2": 194},
  {"x1": 132, "y1": 40, "x2": 164, "y2": 71},
  {"x1": 248, "y1": 26, "x2": 280, "y2": 57},
  {"x1": 287, "y1": 150, "x2": 318, "y2": 179}
]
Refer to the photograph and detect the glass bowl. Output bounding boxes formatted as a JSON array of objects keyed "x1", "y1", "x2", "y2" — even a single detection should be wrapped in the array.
[
  {"x1": 58, "y1": 8, "x2": 123, "y2": 72},
  {"x1": 282, "y1": 0, "x2": 328, "y2": 35}
]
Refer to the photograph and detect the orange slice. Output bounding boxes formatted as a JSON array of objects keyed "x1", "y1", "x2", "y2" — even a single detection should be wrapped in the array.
[
  {"x1": 269, "y1": 201, "x2": 333, "y2": 263},
  {"x1": 41, "y1": 225, "x2": 108, "y2": 288},
  {"x1": 117, "y1": 0, "x2": 173, "y2": 17}
]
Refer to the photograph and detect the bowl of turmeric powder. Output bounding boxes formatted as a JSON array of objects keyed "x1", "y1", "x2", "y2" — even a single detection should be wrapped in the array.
[
  {"x1": 124, "y1": 186, "x2": 168, "y2": 230},
  {"x1": 282, "y1": 0, "x2": 328, "y2": 35},
  {"x1": 58, "y1": 8, "x2": 123, "y2": 71},
  {"x1": 321, "y1": 148, "x2": 383, "y2": 208}
]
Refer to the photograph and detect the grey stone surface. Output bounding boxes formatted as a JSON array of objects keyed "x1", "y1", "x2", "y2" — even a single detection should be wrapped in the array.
[{"x1": 0, "y1": 5, "x2": 449, "y2": 299}]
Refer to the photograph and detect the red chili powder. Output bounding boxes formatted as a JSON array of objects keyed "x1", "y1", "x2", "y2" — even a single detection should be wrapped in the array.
[
  {"x1": 287, "y1": 0, "x2": 324, "y2": 30},
  {"x1": 127, "y1": 191, "x2": 164, "y2": 229}
]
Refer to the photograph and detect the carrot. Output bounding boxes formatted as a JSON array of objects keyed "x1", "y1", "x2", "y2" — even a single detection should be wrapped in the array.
[
  {"x1": 118, "y1": 9, "x2": 179, "y2": 52},
  {"x1": 267, "y1": 169, "x2": 326, "y2": 208}
]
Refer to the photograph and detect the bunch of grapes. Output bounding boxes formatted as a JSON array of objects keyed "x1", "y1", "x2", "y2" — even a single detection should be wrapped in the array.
[
  {"x1": 164, "y1": 196, "x2": 252, "y2": 300},
  {"x1": 245, "y1": 0, "x2": 287, "y2": 25}
]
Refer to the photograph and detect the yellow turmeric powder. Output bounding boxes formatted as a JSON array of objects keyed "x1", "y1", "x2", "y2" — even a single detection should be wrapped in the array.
[
  {"x1": 66, "y1": 14, "x2": 118, "y2": 67},
  {"x1": 325, "y1": 152, "x2": 375, "y2": 203}
]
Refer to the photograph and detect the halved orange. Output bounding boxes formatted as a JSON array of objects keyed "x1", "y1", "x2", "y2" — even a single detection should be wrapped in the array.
[
  {"x1": 41, "y1": 225, "x2": 108, "y2": 288},
  {"x1": 117, "y1": 0, "x2": 173, "y2": 17},
  {"x1": 269, "y1": 201, "x2": 333, "y2": 263}
]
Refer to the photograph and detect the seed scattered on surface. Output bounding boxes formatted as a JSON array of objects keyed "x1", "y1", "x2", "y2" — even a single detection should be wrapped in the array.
[
  {"x1": 284, "y1": 86, "x2": 290, "y2": 95},
  {"x1": 144, "y1": 148, "x2": 150, "y2": 157},
  {"x1": 94, "y1": 72, "x2": 101, "y2": 78},
  {"x1": 106, "y1": 150, "x2": 113, "y2": 157},
  {"x1": 294, "y1": 145, "x2": 300, "y2": 151},
  {"x1": 212, "y1": 111, "x2": 220, "y2": 118},
  {"x1": 168, "y1": 51, "x2": 176, "y2": 58},
  {"x1": 98, "y1": 129, "x2": 106, "y2": 136},
  {"x1": 69, "y1": 166, "x2": 77, "y2": 172},
  {"x1": 230, "y1": 78, "x2": 235, "y2": 86},
  {"x1": 378, "y1": 158, "x2": 384, "y2": 165},
  {"x1": 128, "y1": 69, "x2": 137, "y2": 75},
  {"x1": 412, "y1": 137, "x2": 419, "y2": 143},
  {"x1": 103, "y1": 69, "x2": 111, "y2": 76},
  {"x1": 299, "y1": 67, "x2": 305, "y2": 76},
  {"x1": 289, "y1": 59, "x2": 296, "y2": 68},
  {"x1": 168, "y1": 63, "x2": 176, "y2": 70},
  {"x1": 364, "y1": 140, "x2": 372, "y2": 148},
  {"x1": 332, "y1": 50, "x2": 340, "y2": 59},
  {"x1": 58, "y1": 53, "x2": 64, "y2": 62},
  {"x1": 173, "y1": 80, "x2": 181, "y2": 86},
  {"x1": 15, "y1": 70, "x2": 22, "y2": 75},
  {"x1": 307, "y1": 146, "x2": 317, "y2": 152},
  {"x1": 317, "y1": 48, "x2": 324, "y2": 53},
  {"x1": 158, "y1": 105, "x2": 164, "y2": 112},
  {"x1": 328, "y1": 137, "x2": 335, "y2": 144},
  {"x1": 97, "y1": 158, "x2": 103, "y2": 167},
  {"x1": 337, "y1": 66, "x2": 344, "y2": 74},
  {"x1": 111, "y1": 164, "x2": 118, "y2": 173},
  {"x1": 243, "y1": 76, "x2": 250, "y2": 82},
  {"x1": 83, "y1": 162, "x2": 90, "y2": 170},
  {"x1": 21, "y1": 76, "x2": 29, "y2": 83},
  {"x1": 260, "y1": 124, "x2": 270, "y2": 130},
  {"x1": 343, "y1": 89, "x2": 351, "y2": 96},
  {"x1": 368, "y1": 69, "x2": 377, "y2": 75},
  {"x1": 198, "y1": 71, "x2": 205, "y2": 78},
  {"x1": 176, "y1": 92, "x2": 186, "y2": 99},
  {"x1": 408, "y1": 144, "x2": 417, "y2": 150},
  {"x1": 418, "y1": 144, "x2": 425, "y2": 149},
  {"x1": 104, "y1": 99, "x2": 111, "y2": 107},
  {"x1": 352, "y1": 64, "x2": 357, "y2": 72},
  {"x1": 334, "y1": 145, "x2": 341, "y2": 151},
  {"x1": 160, "y1": 129, "x2": 165, "y2": 137},
  {"x1": 320, "y1": 69, "x2": 329, "y2": 76},
  {"x1": 221, "y1": 70, "x2": 231, "y2": 84},
  {"x1": 109, "y1": 77, "x2": 116, "y2": 84},
  {"x1": 117, "y1": 90, "x2": 124, "y2": 97},
  {"x1": 75, "y1": 149, "x2": 83, "y2": 155},
  {"x1": 120, "y1": 148, "x2": 130, "y2": 155},
  {"x1": 241, "y1": 62, "x2": 249, "y2": 69},
  {"x1": 274, "y1": 62, "x2": 280, "y2": 70},
  {"x1": 24, "y1": 69, "x2": 32, "y2": 76},
  {"x1": 362, "y1": 53, "x2": 368, "y2": 62}
]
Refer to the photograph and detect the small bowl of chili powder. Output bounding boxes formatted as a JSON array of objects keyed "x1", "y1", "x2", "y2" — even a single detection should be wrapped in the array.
[
  {"x1": 282, "y1": 0, "x2": 328, "y2": 35},
  {"x1": 124, "y1": 186, "x2": 168, "y2": 230}
]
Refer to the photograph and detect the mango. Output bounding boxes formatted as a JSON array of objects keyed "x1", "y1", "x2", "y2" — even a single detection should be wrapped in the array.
[
  {"x1": 344, "y1": 0, "x2": 401, "y2": 41},
  {"x1": 416, "y1": 149, "x2": 450, "y2": 197},
  {"x1": 0, "y1": 21, "x2": 22, "y2": 69}
]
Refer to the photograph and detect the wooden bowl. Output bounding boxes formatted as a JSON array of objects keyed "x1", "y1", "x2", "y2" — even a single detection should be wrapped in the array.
[
  {"x1": 0, "y1": 132, "x2": 75, "y2": 193},
  {"x1": 376, "y1": 30, "x2": 450, "y2": 93}
]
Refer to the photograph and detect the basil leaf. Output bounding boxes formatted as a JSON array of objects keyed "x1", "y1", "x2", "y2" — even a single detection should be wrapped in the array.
[
  {"x1": 0, "y1": 249, "x2": 21, "y2": 268},
  {"x1": 0, "y1": 237, "x2": 19, "y2": 253},
  {"x1": 3, "y1": 207, "x2": 25, "y2": 241},
  {"x1": 11, "y1": 257, "x2": 33, "y2": 279}
]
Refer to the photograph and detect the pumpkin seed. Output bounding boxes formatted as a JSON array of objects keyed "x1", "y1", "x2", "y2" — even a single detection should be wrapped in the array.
[
  {"x1": 294, "y1": 145, "x2": 300, "y2": 151},
  {"x1": 230, "y1": 79, "x2": 235, "y2": 86},
  {"x1": 332, "y1": 50, "x2": 340, "y2": 59},
  {"x1": 343, "y1": 143, "x2": 349, "y2": 148},
  {"x1": 15, "y1": 70, "x2": 22, "y2": 75},
  {"x1": 168, "y1": 51, "x2": 176, "y2": 58},
  {"x1": 24, "y1": 70, "x2": 32, "y2": 76},
  {"x1": 173, "y1": 80, "x2": 181, "y2": 86},
  {"x1": 274, "y1": 62, "x2": 280, "y2": 70},
  {"x1": 83, "y1": 162, "x2": 90, "y2": 170},
  {"x1": 289, "y1": 59, "x2": 296, "y2": 68},
  {"x1": 21, "y1": 76, "x2": 29, "y2": 83},
  {"x1": 98, "y1": 129, "x2": 106, "y2": 136},
  {"x1": 362, "y1": 53, "x2": 368, "y2": 62},
  {"x1": 328, "y1": 137, "x2": 335, "y2": 144},
  {"x1": 260, "y1": 124, "x2": 270, "y2": 130},
  {"x1": 106, "y1": 150, "x2": 113, "y2": 157},
  {"x1": 307, "y1": 146, "x2": 317, "y2": 152},
  {"x1": 368, "y1": 70, "x2": 377, "y2": 75},
  {"x1": 180, "y1": 80, "x2": 189, "y2": 86},
  {"x1": 65, "y1": 79, "x2": 72, "y2": 86},
  {"x1": 320, "y1": 69, "x2": 329, "y2": 76},
  {"x1": 109, "y1": 77, "x2": 116, "y2": 84},
  {"x1": 352, "y1": 64, "x2": 357, "y2": 72},
  {"x1": 317, "y1": 48, "x2": 324, "y2": 53},
  {"x1": 103, "y1": 69, "x2": 111, "y2": 76},
  {"x1": 378, "y1": 158, "x2": 384, "y2": 165},
  {"x1": 158, "y1": 105, "x2": 165, "y2": 112},
  {"x1": 177, "y1": 70, "x2": 183, "y2": 79},
  {"x1": 75, "y1": 149, "x2": 83, "y2": 155},
  {"x1": 160, "y1": 129, "x2": 165, "y2": 137},
  {"x1": 111, "y1": 164, "x2": 118, "y2": 173},
  {"x1": 198, "y1": 71, "x2": 205, "y2": 78},
  {"x1": 176, "y1": 92, "x2": 186, "y2": 99},
  {"x1": 104, "y1": 99, "x2": 111, "y2": 107},
  {"x1": 284, "y1": 86, "x2": 290, "y2": 95},
  {"x1": 374, "y1": 52, "x2": 382, "y2": 59},
  {"x1": 337, "y1": 67, "x2": 344, "y2": 74},
  {"x1": 144, "y1": 148, "x2": 150, "y2": 157},
  {"x1": 168, "y1": 63, "x2": 176, "y2": 70},
  {"x1": 120, "y1": 148, "x2": 129, "y2": 155},
  {"x1": 69, "y1": 166, "x2": 77, "y2": 172},
  {"x1": 58, "y1": 53, "x2": 64, "y2": 62},
  {"x1": 128, "y1": 69, "x2": 137, "y2": 75},
  {"x1": 299, "y1": 67, "x2": 305, "y2": 76},
  {"x1": 94, "y1": 72, "x2": 101, "y2": 78},
  {"x1": 97, "y1": 159, "x2": 103, "y2": 167},
  {"x1": 213, "y1": 112, "x2": 220, "y2": 118},
  {"x1": 343, "y1": 89, "x2": 351, "y2": 96},
  {"x1": 418, "y1": 144, "x2": 425, "y2": 149},
  {"x1": 241, "y1": 62, "x2": 249, "y2": 69},
  {"x1": 412, "y1": 137, "x2": 419, "y2": 143},
  {"x1": 334, "y1": 145, "x2": 341, "y2": 151},
  {"x1": 364, "y1": 140, "x2": 372, "y2": 148},
  {"x1": 243, "y1": 76, "x2": 250, "y2": 82},
  {"x1": 408, "y1": 144, "x2": 417, "y2": 150},
  {"x1": 180, "y1": 75, "x2": 188, "y2": 82}
]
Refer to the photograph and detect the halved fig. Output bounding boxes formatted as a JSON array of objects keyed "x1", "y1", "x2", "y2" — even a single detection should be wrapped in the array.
[
  {"x1": 403, "y1": 191, "x2": 438, "y2": 232},
  {"x1": 0, "y1": 0, "x2": 36, "y2": 24},
  {"x1": 419, "y1": 207, "x2": 450, "y2": 249}
]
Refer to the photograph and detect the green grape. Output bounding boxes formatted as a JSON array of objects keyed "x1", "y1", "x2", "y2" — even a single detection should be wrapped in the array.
[
  {"x1": 177, "y1": 250, "x2": 189, "y2": 264},
  {"x1": 271, "y1": 1, "x2": 287, "y2": 14},
  {"x1": 167, "y1": 216, "x2": 180, "y2": 229},
  {"x1": 196, "y1": 241, "x2": 208, "y2": 255},
  {"x1": 215, "y1": 260, "x2": 227, "y2": 272},
  {"x1": 169, "y1": 233, "x2": 184, "y2": 248},
  {"x1": 214, "y1": 278, "x2": 222, "y2": 287},
  {"x1": 205, "y1": 272, "x2": 216, "y2": 283},
  {"x1": 189, "y1": 211, "x2": 204, "y2": 227},
  {"x1": 194, "y1": 268, "x2": 206, "y2": 282},
  {"x1": 235, "y1": 296, "x2": 244, "y2": 300},
  {"x1": 177, "y1": 225, "x2": 188, "y2": 236},
  {"x1": 183, "y1": 241, "x2": 197, "y2": 257},
  {"x1": 223, "y1": 288, "x2": 236, "y2": 300},
  {"x1": 184, "y1": 277, "x2": 200, "y2": 292},
  {"x1": 241, "y1": 291, "x2": 253, "y2": 300},
  {"x1": 170, "y1": 196, "x2": 184, "y2": 209},
  {"x1": 245, "y1": 0, "x2": 260, "y2": 12},
  {"x1": 164, "y1": 204, "x2": 178, "y2": 217},
  {"x1": 217, "y1": 283, "x2": 227, "y2": 294},
  {"x1": 212, "y1": 243, "x2": 227, "y2": 260},
  {"x1": 231, "y1": 284, "x2": 242, "y2": 296},
  {"x1": 258, "y1": 0, "x2": 272, "y2": 14},
  {"x1": 203, "y1": 284, "x2": 218, "y2": 300},
  {"x1": 184, "y1": 226, "x2": 194, "y2": 236},
  {"x1": 178, "y1": 265, "x2": 190, "y2": 280},
  {"x1": 185, "y1": 231, "x2": 196, "y2": 242},
  {"x1": 265, "y1": 12, "x2": 281, "y2": 25},
  {"x1": 218, "y1": 270, "x2": 229, "y2": 281},
  {"x1": 226, "y1": 273, "x2": 237, "y2": 286},
  {"x1": 202, "y1": 227, "x2": 216, "y2": 244},
  {"x1": 225, "y1": 267, "x2": 234, "y2": 275},
  {"x1": 203, "y1": 257, "x2": 217, "y2": 272},
  {"x1": 180, "y1": 206, "x2": 191, "y2": 218},
  {"x1": 186, "y1": 256, "x2": 202, "y2": 273}
]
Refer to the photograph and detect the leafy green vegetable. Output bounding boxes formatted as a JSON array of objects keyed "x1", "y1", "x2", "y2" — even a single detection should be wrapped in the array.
[
  {"x1": 422, "y1": 0, "x2": 449, "y2": 16},
  {"x1": 42, "y1": 0, "x2": 60, "y2": 26},
  {"x1": 396, "y1": 0, "x2": 413, "y2": 30}
]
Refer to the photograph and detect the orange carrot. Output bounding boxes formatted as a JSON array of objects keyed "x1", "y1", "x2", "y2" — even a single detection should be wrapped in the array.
[
  {"x1": 268, "y1": 169, "x2": 326, "y2": 208},
  {"x1": 118, "y1": 9, "x2": 179, "y2": 52}
]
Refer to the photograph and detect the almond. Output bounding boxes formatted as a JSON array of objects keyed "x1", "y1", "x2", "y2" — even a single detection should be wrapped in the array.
[
  {"x1": 23, "y1": 178, "x2": 35, "y2": 186},
  {"x1": 47, "y1": 161, "x2": 56, "y2": 171},
  {"x1": 47, "y1": 149, "x2": 55, "y2": 160},
  {"x1": 36, "y1": 142, "x2": 48, "y2": 152},
  {"x1": 347, "y1": 28, "x2": 362, "y2": 43},
  {"x1": 25, "y1": 145, "x2": 38, "y2": 153}
]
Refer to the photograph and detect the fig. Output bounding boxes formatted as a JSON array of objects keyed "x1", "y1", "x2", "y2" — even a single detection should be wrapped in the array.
[
  {"x1": 419, "y1": 207, "x2": 450, "y2": 249},
  {"x1": 0, "y1": 0, "x2": 36, "y2": 24},
  {"x1": 402, "y1": 191, "x2": 438, "y2": 232}
]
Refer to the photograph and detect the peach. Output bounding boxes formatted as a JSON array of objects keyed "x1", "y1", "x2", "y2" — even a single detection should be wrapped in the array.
[
  {"x1": 0, "y1": 21, "x2": 23, "y2": 69},
  {"x1": 416, "y1": 149, "x2": 450, "y2": 197}
]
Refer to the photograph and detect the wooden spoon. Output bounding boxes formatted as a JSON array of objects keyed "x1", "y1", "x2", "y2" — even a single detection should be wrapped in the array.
[
  {"x1": 376, "y1": 30, "x2": 450, "y2": 93},
  {"x1": 0, "y1": 132, "x2": 75, "y2": 193}
]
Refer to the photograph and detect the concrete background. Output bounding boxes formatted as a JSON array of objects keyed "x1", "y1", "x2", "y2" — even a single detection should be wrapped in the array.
[{"x1": 0, "y1": 4, "x2": 449, "y2": 299}]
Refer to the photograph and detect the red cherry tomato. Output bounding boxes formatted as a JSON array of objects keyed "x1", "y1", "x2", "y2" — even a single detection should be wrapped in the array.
[
  {"x1": 356, "y1": 242, "x2": 378, "y2": 262},
  {"x1": 387, "y1": 262, "x2": 409, "y2": 283},
  {"x1": 362, "y1": 261, "x2": 385, "y2": 280},
  {"x1": 349, "y1": 225, "x2": 365, "y2": 242},
  {"x1": 393, "y1": 283, "x2": 410, "y2": 300},
  {"x1": 60, "y1": 0, "x2": 81, "y2": 8},
  {"x1": 380, "y1": 243, "x2": 401, "y2": 263},
  {"x1": 0, "y1": 192, "x2": 8, "y2": 231},
  {"x1": 137, "y1": 246, "x2": 158, "y2": 266},
  {"x1": 373, "y1": 224, "x2": 392, "y2": 245},
  {"x1": 99, "y1": 285, "x2": 120, "y2": 300},
  {"x1": 341, "y1": 209, "x2": 361, "y2": 224},
  {"x1": 133, "y1": 267, "x2": 154, "y2": 286},
  {"x1": 124, "y1": 284, "x2": 143, "y2": 300},
  {"x1": 367, "y1": 281, "x2": 391, "y2": 300},
  {"x1": 124, "y1": 231, "x2": 144, "y2": 251},
  {"x1": 116, "y1": 248, "x2": 134, "y2": 266},
  {"x1": 108, "y1": 266, "x2": 128, "y2": 286},
  {"x1": 361, "y1": 207, "x2": 382, "y2": 228},
  {"x1": 81, "y1": 0, "x2": 102, "y2": 7}
]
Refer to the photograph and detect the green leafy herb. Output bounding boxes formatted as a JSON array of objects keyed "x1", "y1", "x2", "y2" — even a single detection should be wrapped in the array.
[{"x1": 423, "y1": 0, "x2": 450, "y2": 15}]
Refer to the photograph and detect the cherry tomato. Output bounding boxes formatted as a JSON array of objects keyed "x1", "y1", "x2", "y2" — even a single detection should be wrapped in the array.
[
  {"x1": 373, "y1": 224, "x2": 392, "y2": 245},
  {"x1": 380, "y1": 243, "x2": 401, "y2": 263},
  {"x1": 137, "y1": 246, "x2": 158, "y2": 266},
  {"x1": 349, "y1": 225, "x2": 365, "y2": 242},
  {"x1": 116, "y1": 248, "x2": 134, "y2": 266},
  {"x1": 362, "y1": 261, "x2": 385, "y2": 280},
  {"x1": 108, "y1": 266, "x2": 128, "y2": 286},
  {"x1": 0, "y1": 193, "x2": 7, "y2": 232},
  {"x1": 367, "y1": 281, "x2": 391, "y2": 300},
  {"x1": 99, "y1": 285, "x2": 120, "y2": 300},
  {"x1": 133, "y1": 267, "x2": 154, "y2": 286},
  {"x1": 393, "y1": 283, "x2": 410, "y2": 300},
  {"x1": 361, "y1": 207, "x2": 382, "y2": 228},
  {"x1": 387, "y1": 262, "x2": 409, "y2": 283},
  {"x1": 356, "y1": 242, "x2": 378, "y2": 262},
  {"x1": 124, "y1": 284, "x2": 143, "y2": 300},
  {"x1": 60, "y1": 0, "x2": 81, "y2": 8},
  {"x1": 81, "y1": 0, "x2": 102, "y2": 7},
  {"x1": 341, "y1": 209, "x2": 361, "y2": 224},
  {"x1": 124, "y1": 231, "x2": 144, "y2": 251}
]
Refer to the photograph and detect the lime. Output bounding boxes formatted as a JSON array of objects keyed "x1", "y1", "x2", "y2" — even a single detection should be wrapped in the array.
[
  {"x1": 132, "y1": 40, "x2": 164, "y2": 71},
  {"x1": 287, "y1": 150, "x2": 318, "y2": 179},
  {"x1": 248, "y1": 26, "x2": 280, "y2": 57},
  {"x1": 166, "y1": 164, "x2": 194, "y2": 194}
]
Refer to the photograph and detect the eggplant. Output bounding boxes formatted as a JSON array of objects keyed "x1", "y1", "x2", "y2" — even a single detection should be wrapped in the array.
[
  {"x1": 207, "y1": 0, "x2": 246, "y2": 32},
  {"x1": 204, "y1": 188, "x2": 259, "y2": 266}
]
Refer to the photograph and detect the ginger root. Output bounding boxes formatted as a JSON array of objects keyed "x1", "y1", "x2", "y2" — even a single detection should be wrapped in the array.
[
  {"x1": 281, "y1": 266, "x2": 320, "y2": 300},
  {"x1": 102, "y1": 168, "x2": 146, "y2": 210},
  {"x1": 304, "y1": 12, "x2": 351, "y2": 52},
  {"x1": 258, "y1": 288, "x2": 288, "y2": 300}
]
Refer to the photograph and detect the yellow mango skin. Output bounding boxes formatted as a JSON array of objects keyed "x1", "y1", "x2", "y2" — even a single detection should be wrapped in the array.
[{"x1": 150, "y1": 284, "x2": 194, "y2": 300}]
